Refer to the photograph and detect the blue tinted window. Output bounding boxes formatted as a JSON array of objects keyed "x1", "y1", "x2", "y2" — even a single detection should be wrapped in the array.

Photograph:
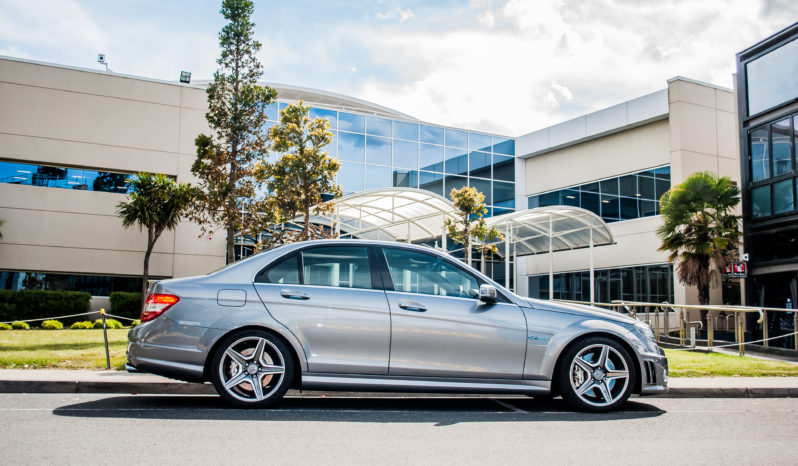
[
  {"x1": 601, "y1": 195, "x2": 620, "y2": 220},
  {"x1": 366, "y1": 116, "x2": 391, "y2": 137},
  {"x1": 773, "y1": 179, "x2": 794, "y2": 214},
  {"x1": 539, "y1": 191, "x2": 559, "y2": 206},
  {"x1": 619, "y1": 175, "x2": 637, "y2": 197},
  {"x1": 338, "y1": 132, "x2": 365, "y2": 162},
  {"x1": 746, "y1": 37, "x2": 798, "y2": 116},
  {"x1": 309, "y1": 107, "x2": 337, "y2": 130},
  {"x1": 638, "y1": 175, "x2": 655, "y2": 199},
  {"x1": 394, "y1": 121, "x2": 419, "y2": 141},
  {"x1": 366, "y1": 136, "x2": 391, "y2": 166},
  {"x1": 752, "y1": 185, "x2": 771, "y2": 218},
  {"x1": 365, "y1": 165, "x2": 392, "y2": 190},
  {"x1": 493, "y1": 155, "x2": 514, "y2": 182},
  {"x1": 445, "y1": 147, "x2": 468, "y2": 175},
  {"x1": 773, "y1": 118, "x2": 792, "y2": 176},
  {"x1": 469, "y1": 133, "x2": 492, "y2": 152},
  {"x1": 326, "y1": 131, "x2": 337, "y2": 157},
  {"x1": 338, "y1": 162, "x2": 364, "y2": 193},
  {"x1": 470, "y1": 178, "x2": 491, "y2": 204},
  {"x1": 445, "y1": 129, "x2": 467, "y2": 148},
  {"x1": 493, "y1": 138, "x2": 515, "y2": 155},
  {"x1": 561, "y1": 189, "x2": 580, "y2": 207},
  {"x1": 528, "y1": 196, "x2": 540, "y2": 209},
  {"x1": 339, "y1": 112, "x2": 365, "y2": 133},
  {"x1": 0, "y1": 160, "x2": 136, "y2": 194},
  {"x1": 279, "y1": 102, "x2": 288, "y2": 114},
  {"x1": 620, "y1": 198, "x2": 638, "y2": 219},
  {"x1": 393, "y1": 140, "x2": 418, "y2": 170},
  {"x1": 493, "y1": 181, "x2": 514, "y2": 205},
  {"x1": 419, "y1": 171, "x2": 443, "y2": 196},
  {"x1": 419, "y1": 144, "x2": 444, "y2": 172},
  {"x1": 393, "y1": 169, "x2": 418, "y2": 188},
  {"x1": 469, "y1": 151, "x2": 491, "y2": 178},
  {"x1": 420, "y1": 125, "x2": 444, "y2": 145},
  {"x1": 581, "y1": 192, "x2": 600, "y2": 216},
  {"x1": 444, "y1": 175, "x2": 467, "y2": 195},
  {"x1": 264, "y1": 102, "x2": 278, "y2": 121}
]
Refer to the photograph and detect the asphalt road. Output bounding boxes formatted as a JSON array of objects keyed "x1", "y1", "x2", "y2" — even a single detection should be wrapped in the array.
[{"x1": 1, "y1": 394, "x2": 795, "y2": 465}]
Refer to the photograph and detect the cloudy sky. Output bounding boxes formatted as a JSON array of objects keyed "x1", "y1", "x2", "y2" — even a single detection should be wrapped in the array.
[{"x1": 0, "y1": 0, "x2": 795, "y2": 136}]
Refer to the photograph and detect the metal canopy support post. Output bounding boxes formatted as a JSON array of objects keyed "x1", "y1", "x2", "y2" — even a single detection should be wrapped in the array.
[
  {"x1": 442, "y1": 219, "x2": 447, "y2": 252},
  {"x1": 505, "y1": 224, "x2": 511, "y2": 289},
  {"x1": 589, "y1": 227, "x2": 595, "y2": 304},
  {"x1": 548, "y1": 217, "x2": 554, "y2": 299}
]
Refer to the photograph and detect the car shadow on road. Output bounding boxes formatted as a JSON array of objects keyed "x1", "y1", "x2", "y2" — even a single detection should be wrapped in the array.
[{"x1": 52, "y1": 395, "x2": 665, "y2": 424}]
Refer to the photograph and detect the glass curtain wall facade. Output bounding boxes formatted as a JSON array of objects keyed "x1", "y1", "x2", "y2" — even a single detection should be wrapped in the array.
[
  {"x1": 737, "y1": 22, "x2": 798, "y2": 347},
  {"x1": 263, "y1": 102, "x2": 517, "y2": 217},
  {"x1": 527, "y1": 264, "x2": 674, "y2": 304},
  {"x1": 527, "y1": 166, "x2": 670, "y2": 223}
]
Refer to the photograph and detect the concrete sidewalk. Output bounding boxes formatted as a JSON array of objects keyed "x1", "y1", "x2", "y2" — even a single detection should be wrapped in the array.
[{"x1": 1, "y1": 369, "x2": 797, "y2": 398}]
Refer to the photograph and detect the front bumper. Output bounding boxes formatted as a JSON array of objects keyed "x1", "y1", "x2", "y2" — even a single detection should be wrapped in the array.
[{"x1": 638, "y1": 352, "x2": 669, "y2": 395}]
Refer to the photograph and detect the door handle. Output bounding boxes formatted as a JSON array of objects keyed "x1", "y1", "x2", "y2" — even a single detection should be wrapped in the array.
[
  {"x1": 398, "y1": 300, "x2": 427, "y2": 312},
  {"x1": 280, "y1": 290, "x2": 310, "y2": 300}
]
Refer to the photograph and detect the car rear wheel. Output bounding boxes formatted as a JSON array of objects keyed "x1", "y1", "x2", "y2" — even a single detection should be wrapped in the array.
[
  {"x1": 557, "y1": 336, "x2": 634, "y2": 413},
  {"x1": 210, "y1": 330, "x2": 294, "y2": 408}
]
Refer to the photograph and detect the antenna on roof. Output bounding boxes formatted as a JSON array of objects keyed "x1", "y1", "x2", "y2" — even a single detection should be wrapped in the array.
[{"x1": 97, "y1": 53, "x2": 108, "y2": 72}]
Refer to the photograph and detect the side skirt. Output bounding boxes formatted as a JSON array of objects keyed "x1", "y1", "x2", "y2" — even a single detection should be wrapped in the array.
[{"x1": 301, "y1": 373, "x2": 551, "y2": 394}]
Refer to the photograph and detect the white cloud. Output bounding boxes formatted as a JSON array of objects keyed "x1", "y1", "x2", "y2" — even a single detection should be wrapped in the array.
[
  {"x1": 348, "y1": 0, "x2": 798, "y2": 136},
  {"x1": 376, "y1": 7, "x2": 415, "y2": 23}
]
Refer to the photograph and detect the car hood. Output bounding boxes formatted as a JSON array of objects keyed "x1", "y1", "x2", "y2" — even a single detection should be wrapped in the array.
[{"x1": 521, "y1": 297, "x2": 639, "y2": 326}]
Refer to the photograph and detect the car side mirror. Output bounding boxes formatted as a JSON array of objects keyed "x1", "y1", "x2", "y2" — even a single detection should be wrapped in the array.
[{"x1": 479, "y1": 284, "x2": 498, "y2": 303}]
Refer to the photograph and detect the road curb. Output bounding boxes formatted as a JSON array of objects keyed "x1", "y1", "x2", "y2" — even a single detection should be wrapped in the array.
[{"x1": 1, "y1": 380, "x2": 797, "y2": 398}]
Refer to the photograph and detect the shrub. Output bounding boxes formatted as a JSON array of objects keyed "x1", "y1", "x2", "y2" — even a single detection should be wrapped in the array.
[
  {"x1": 41, "y1": 320, "x2": 64, "y2": 330},
  {"x1": 11, "y1": 321, "x2": 30, "y2": 330},
  {"x1": 109, "y1": 292, "x2": 142, "y2": 321},
  {"x1": 93, "y1": 318, "x2": 123, "y2": 329},
  {"x1": 130, "y1": 319, "x2": 141, "y2": 328},
  {"x1": 70, "y1": 321, "x2": 93, "y2": 330},
  {"x1": 0, "y1": 290, "x2": 91, "y2": 325},
  {"x1": 0, "y1": 323, "x2": 12, "y2": 330}
]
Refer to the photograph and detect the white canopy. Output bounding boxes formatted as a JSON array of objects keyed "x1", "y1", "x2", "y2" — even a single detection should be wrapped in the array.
[
  {"x1": 485, "y1": 206, "x2": 614, "y2": 256},
  {"x1": 315, "y1": 187, "x2": 458, "y2": 243}
]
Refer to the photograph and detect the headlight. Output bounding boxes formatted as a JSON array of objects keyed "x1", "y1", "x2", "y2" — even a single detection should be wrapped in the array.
[{"x1": 634, "y1": 322, "x2": 656, "y2": 343}]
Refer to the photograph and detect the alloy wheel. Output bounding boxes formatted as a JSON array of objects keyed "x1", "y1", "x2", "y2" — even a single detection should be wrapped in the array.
[
  {"x1": 217, "y1": 336, "x2": 286, "y2": 403},
  {"x1": 568, "y1": 343, "x2": 630, "y2": 408}
]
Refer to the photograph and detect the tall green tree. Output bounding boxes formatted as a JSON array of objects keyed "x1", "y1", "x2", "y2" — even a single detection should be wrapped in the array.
[
  {"x1": 191, "y1": 0, "x2": 276, "y2": 263},
  {"x1": 445, "y1": 186, "x2": 503, "y2": 267},
  {"x1": 657, "y1": 171, "x2": 741, "y2": 318},
  {"x1": 117, "y1": 173, "x2": 194, "y2": 299},
  {"x1": 253, "y1": 101, "x2": 342, "y2": 247}
]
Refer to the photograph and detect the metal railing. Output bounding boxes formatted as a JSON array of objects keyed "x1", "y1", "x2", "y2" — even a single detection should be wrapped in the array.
[{"x1": 553, "y1": 299, "x2": 797, "y2": 357}]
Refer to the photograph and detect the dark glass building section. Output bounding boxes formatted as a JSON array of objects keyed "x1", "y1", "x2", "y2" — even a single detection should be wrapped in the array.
[
  {"x1": 737, "y1": 22, "x2": 798, "y2": 348},
  {"x1": 0, "y1": 271, "x2": 142, "y2": 296},
  {"x1": 528, "y1": 264, "x2": 673, "y2": 304},
  {"x1": 527, "y1": 167, "x2": 670, "y2": 223}
]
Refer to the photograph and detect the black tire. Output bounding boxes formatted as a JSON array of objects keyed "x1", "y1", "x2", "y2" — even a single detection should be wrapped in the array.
[
  {"x1": 210, "y1": 329, "x2": 294, "y2": 408},
  {"x1": 557, "y1": 336, "x2": 635, "y2": 413}
]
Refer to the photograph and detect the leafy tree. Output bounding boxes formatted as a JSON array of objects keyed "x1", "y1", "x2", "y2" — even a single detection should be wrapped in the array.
[
  {"x1": 657, "y1": 171, "x2": 741, "y2": 322},
  {"x1": 191, "y1": 0, "x2": 276, "y2": 263},
  {"x1": 253, "y1": 101, "x2": 342, "y2": 247},
  {"x1": 117, "y1": 173, "x2": 194, "y2": 299},
  {"x1": 445, "y1": 186, "x2": 503, "y2": 267}
]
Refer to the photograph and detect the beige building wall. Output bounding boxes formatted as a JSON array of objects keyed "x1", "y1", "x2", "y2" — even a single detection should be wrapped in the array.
[
  {"x1": 0, "y1": 57, "x2": 225, "y2": 283},
  {"x1": 518, "y1": 77, "x2": 740, "y2": 306}
]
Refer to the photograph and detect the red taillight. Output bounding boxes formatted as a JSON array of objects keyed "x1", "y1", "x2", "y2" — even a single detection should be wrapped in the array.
[{"x1": 141, "y1": 294, "x2": 180, "y2": 322}]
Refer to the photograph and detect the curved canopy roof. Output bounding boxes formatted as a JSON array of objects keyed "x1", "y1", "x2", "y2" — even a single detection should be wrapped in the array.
[
  {"x1": 485, "y1": 206, "x2": 614, "y2": 256},
  {"x1": 315, "y1": 188, "x2": 458, "y2": 243},
  {"x1": 309, "y1": 188, "x2": 613, "y2": 255}
]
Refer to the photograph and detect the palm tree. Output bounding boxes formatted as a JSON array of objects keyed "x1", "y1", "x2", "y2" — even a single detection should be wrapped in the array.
[
  {"x1": 117, "y1": 173, "x2": 194, "y2": 299},
  {"x1": 657, "y1": 172, "x2": 741, "y2": 323}
]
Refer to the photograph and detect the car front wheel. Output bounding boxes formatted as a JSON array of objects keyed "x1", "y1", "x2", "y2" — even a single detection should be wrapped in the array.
[
  {"x1": 557, "y1": 336, "x2": 635, "y2": 412},
  {"x1": 210, "y1": 330, "x2": 294, "y2": 408}
]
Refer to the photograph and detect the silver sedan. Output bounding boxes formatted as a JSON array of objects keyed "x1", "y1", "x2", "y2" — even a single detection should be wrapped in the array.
[{"x1": 127, "y1": 239, "x2": 667, "y2": 412}]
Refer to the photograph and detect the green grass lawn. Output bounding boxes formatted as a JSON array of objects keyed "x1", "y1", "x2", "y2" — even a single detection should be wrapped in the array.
[
  {"x1": 0, "y1": 329, "x2": 129, "y2": 370},
  {"x1": 664, "y1": 349, "x2": 798, "y2": 377},
  {"x1": 1, "y1": 330, "x2": 798, "y2": 376}
]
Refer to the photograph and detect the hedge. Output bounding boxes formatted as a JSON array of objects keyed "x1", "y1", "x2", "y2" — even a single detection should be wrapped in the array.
[
  {"x1": 109, "y1": 292, "x2": 142, "y2": 321},
  {"x1": 0, "y1": 290, "x2": 91, "y2": 325}
]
